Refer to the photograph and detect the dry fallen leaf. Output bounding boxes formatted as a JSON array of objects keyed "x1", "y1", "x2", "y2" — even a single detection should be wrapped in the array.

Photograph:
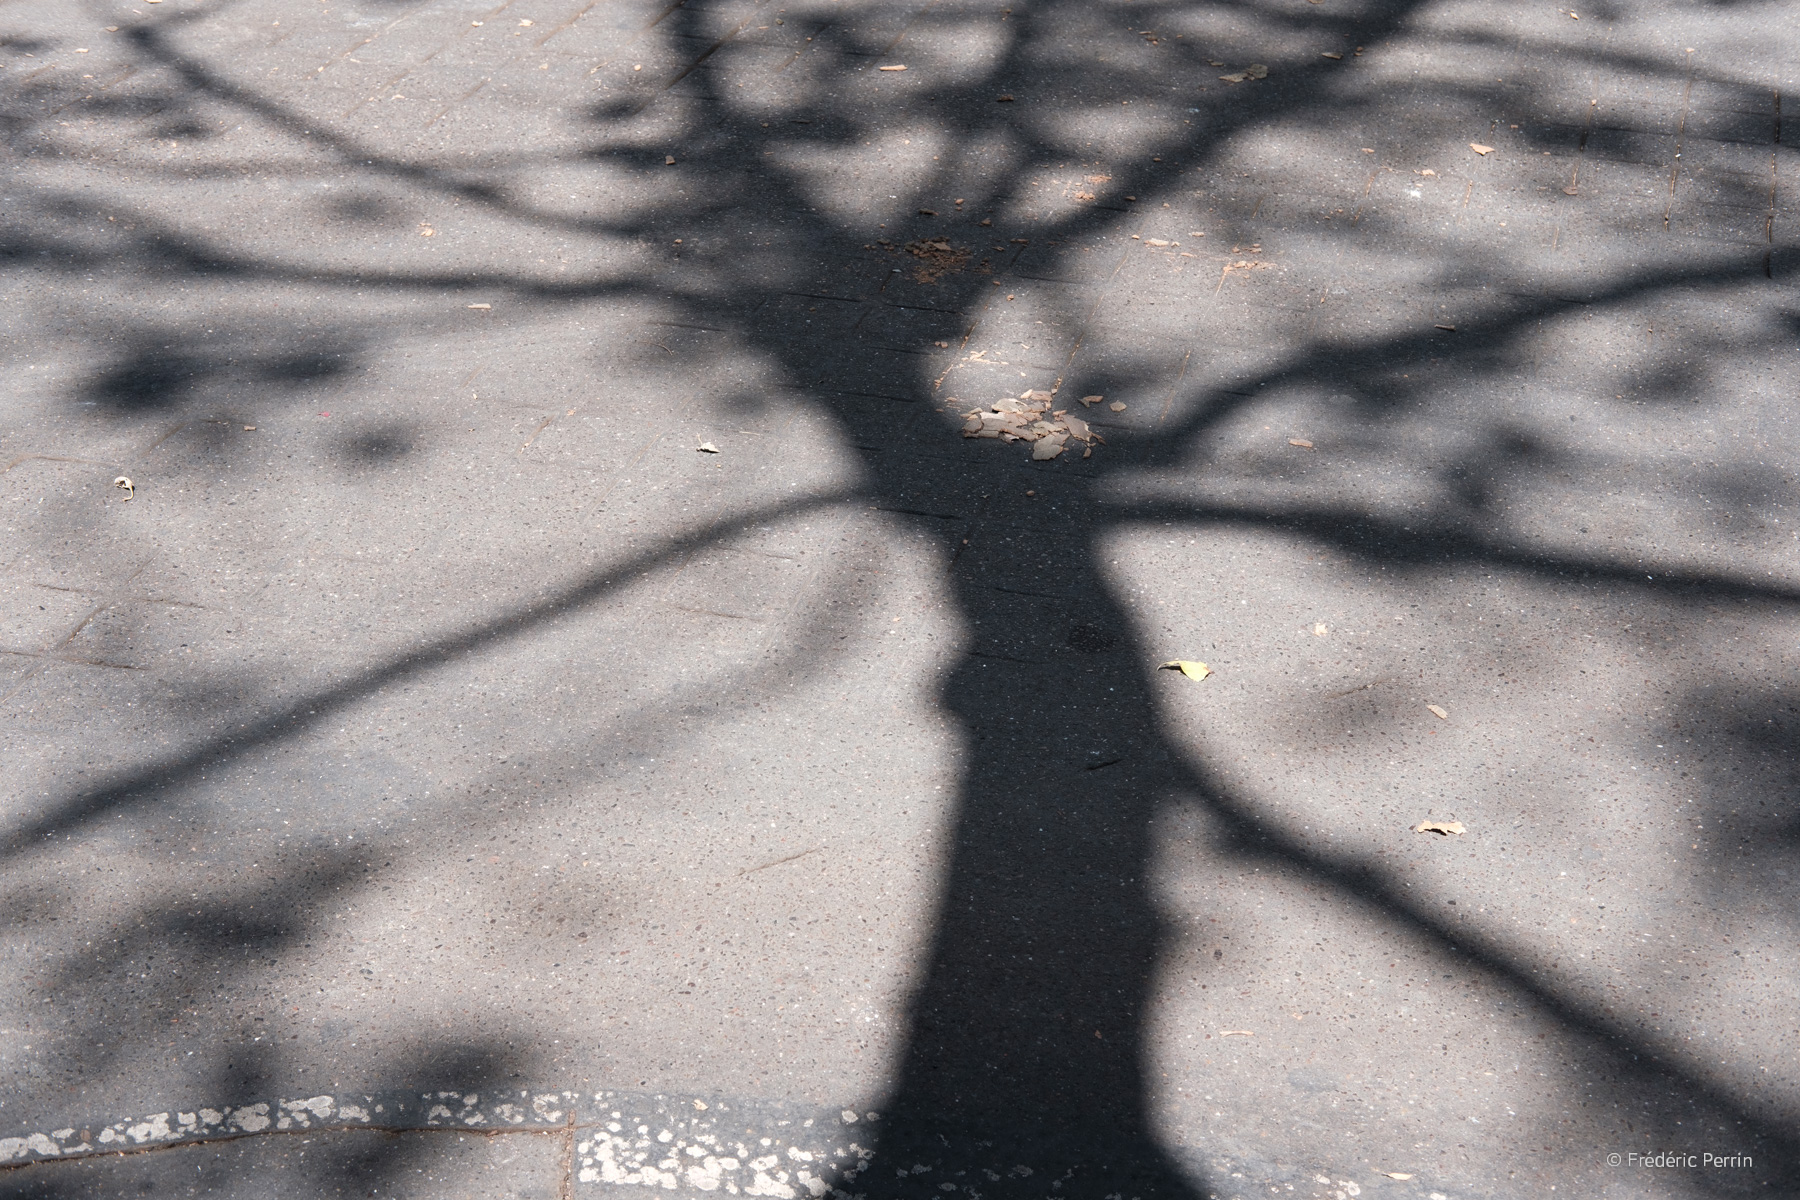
[
  {"x1": 1219, "y1": 72, "x2": 1247, "y2": 83},
  {"x1": 1288, "y1": 438, "x2": 1314, "y2": 449},
  {"x1": 996, "y1": 94, "x2": 1015, "y2": 102},
  {"x1": 467, "y1": 303, "x2": 491, "y2": 309},
  {"x1": 1159, "y1": 660, "x2": 1213, "y2": 681},
  {"x1": 1313, "y1": 623, "x2": 1328, "y2": 636},
  {"x1": 878, "y1": 64, "x2": 907, "y2": 71},
  {"x1": 1245, "y1": 63, "x2": 1269, "y2": 79},
  {"x1": 1380, "y1": 1173, "x2": 1414, "y2": 1181},
  {"x1": 1414, "y1": 820, "x2": 1466, "y2": 836},
  {"x1": 1321, "y1": 51, "x2": 1343, "y2": 59},
  {"x1": 1470, "y1": 142, "x2": 1494, "y2": 155},
  {"x1": 243, "y1": 425, "x2": 256, "y2": 432},
  {"x1": 1425, "y1": 703, "x2": 1448, "y2": 719},
  {"x1": 1434, "y1": 323, "x2": 1457, "y2": 332},
  {"x1": 967, "y1": 414, "x2": 1020, "y2": 437},
  {"x1": 113, "y1": 476, "x2": 134, "y2": 500},
  {"x1": 1109, "y1": 400, "x2": 1127, "y2": 412},
  {"x1": 1062, "y1": 413, "x2": 1095, "y2": 442},
  {"x1": 1145, "y1": 237, "x2": 1172, "y2": 247},
  {"x1": 1080, "y1": 394, "x2": 1104, "y2": 407},
  {"x1": 697, "y1": 442, "x2": 720, "y2": 454},
  {"x1": 1220, "y1": 1029, "x2": 1254, "y2": 1037},
  {"x1": 1419, "y1": 168, "x2": 1437, "y2": 176},
  {"x1": 665, "y1": 155, "x2": 677, "y2": 165},
  {"x1": 962, "y1": 393, "x2": 1096, "y2": 459}
]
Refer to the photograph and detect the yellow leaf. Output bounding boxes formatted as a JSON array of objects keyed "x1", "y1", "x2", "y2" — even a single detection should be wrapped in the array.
[
  {"x1": 1413, "y1": 820, "x2": 1466, "y2": 836},
  {"x1": 1425, "y1": 703, "x2": 1448, "y2": 719},
  {"x1": 1159, "y1": 660, "x2": 1212, "y2": 681}
]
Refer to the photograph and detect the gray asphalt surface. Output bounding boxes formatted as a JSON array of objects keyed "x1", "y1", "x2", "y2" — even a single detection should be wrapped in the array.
[{"x1": 2, "y1": 0, "x2": 1797, "y2": 1197}]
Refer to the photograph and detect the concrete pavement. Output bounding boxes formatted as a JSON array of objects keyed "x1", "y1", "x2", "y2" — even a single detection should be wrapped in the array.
[{"x1": 2, "y1": 0, "x2": 1798, "y2": 1196}]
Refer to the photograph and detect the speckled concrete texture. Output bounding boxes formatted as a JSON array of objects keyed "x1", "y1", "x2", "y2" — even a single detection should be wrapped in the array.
[{"x1": 2, "y1": 0, "x2": 1797, "y2": 1197}]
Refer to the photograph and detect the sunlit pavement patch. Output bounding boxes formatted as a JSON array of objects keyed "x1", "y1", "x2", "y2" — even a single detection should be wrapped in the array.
[{"x1": 574, "y1": 1093, "x2": 877, "y2": 1196}]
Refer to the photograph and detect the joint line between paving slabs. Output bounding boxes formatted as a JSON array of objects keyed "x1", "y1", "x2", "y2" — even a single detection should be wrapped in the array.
[
  {"x1": 1666, "y1": 53, "x2": 1696, "y2": 229},
  {"x1": 1567, "y1": 96, "x2": 1596, "y2": 195},
  {"x1": 560, "y1": 1107, "x2": 579, "y2": 1200},
  {"x1": 876, "y1": 0, "x2": 936, "y2": 55},
  {"x1": 630, "y1": 5, "x2": 769, "y2": 117},
  {"x1": 536, "y1": 1, "x2": 598, "y2": 49},
  {"x1": 1156, "y1": 346, "x2": 1194, "y2": 426},
  {"x1": 1768, "y1": 89, "x2": 1781, "y2": 277}
]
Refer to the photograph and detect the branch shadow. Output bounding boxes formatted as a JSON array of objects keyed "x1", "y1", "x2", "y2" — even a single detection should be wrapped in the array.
[{"x1": 3, "y1": 0, "x2": 1798, "y2": 1195}]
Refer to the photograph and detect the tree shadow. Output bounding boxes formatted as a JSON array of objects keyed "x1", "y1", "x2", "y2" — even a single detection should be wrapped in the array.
[{"x1": 3, "y1": 0, "x2": 1798, "y2": 1195}]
